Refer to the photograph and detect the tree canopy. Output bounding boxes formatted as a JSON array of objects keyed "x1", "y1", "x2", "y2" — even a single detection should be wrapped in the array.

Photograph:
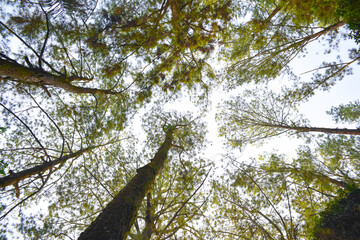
[{"x1": 1, "y1": 0, "x2": 360, "y2": 239}]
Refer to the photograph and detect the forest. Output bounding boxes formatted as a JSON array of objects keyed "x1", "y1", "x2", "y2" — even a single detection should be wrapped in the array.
[{"x1": 0, "y1": 0, "x2": 360, "y2": 239}]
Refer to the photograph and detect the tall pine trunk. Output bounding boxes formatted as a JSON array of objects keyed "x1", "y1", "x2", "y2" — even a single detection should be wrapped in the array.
[{"x1": 78, "y1": 127, "x2": 175, "y2": 240}]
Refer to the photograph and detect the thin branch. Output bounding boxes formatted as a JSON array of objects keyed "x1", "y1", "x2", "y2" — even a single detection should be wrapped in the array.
[
  {"x1": 38, "y1": 4, "x2": 51, "y2": 69},
  {"x1": 22, "y1": 87, "x2": 66, "y2": 158},
  {"x1": 162, "y1": 168, "x2": 211, "y2": 232},
  {"x1": 0, "y1": 102, "x2": 50, "y2": 160},
  {"x1": 0, "y1": 169, "x2": 51, "y2": 220},
  {"x1": 244, "y1": 172, "x2": 288, "y2": 234},
  {"x1": 83, "y1": 165, "x2": 114, "y2": 198},
  {"x1": 0, "y1": 21, "x2": 63, "y2": 75}
]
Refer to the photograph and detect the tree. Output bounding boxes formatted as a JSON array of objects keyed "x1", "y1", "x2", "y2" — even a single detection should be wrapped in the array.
[
  {"x1": 1, "y1": 1, "x2": 360, "y2": 239},
  {"x1": 310, "y1": 188, "x2": 360, "y2": 240},
  {"x1": 0, "y1": 0, "x2": 121, "y2": 96},
  {"x1": 217, "y1": 89, "x2": 360, "y2": 149},
  {"x1": 78, "y1": 125, "x2": 176, "y2": 240},
  {"x1": 0, "y1": 82, "x2": 131, "y2": 229},
  {"x1": 0, "y1": 0, "x2": 233, "y2": 103},
  {"x1": 127, "y1": 159, "x2": 211, "y2": 240},
  {"x1": 0, "y1": 109, "x2": 208, "y2": 239},
  {"x1": 224, "y1": 0, "x2": 359, "y2": 101},
  {"x1": 77, "y1": 109, "x2": 207, "y2": 239},
  {"x1": 209, "y1": 134, "x2": 360, "y2": 239}
]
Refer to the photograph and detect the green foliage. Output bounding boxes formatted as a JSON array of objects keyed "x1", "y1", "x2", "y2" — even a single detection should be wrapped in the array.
[
  {"x1": 0, "y1": 159, "x2": 7, "y2": 176},
  {"x1": 309, "y1": 188, "x2": 360, "y2": 240},
  {"x1": 217, "y1": 88, "x2": 307, "y2": 149},
  {"x1": 1, "y1": 0, "x2": 360, "y2": 239},
  {"x1": 209, "y1": 134, "x2": 360, "y2": 239},
  {"x1": 327, "y1": 100, "x2": 360, "y2": 126},
  {"x1": 224, "y1": 0, "x2": 354, "y2": 98},
  {"x1": 335, "y1": 0, "x2": 360, "y2": 44}
]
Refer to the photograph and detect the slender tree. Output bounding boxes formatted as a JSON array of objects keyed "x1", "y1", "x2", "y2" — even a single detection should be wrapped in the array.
[
  {"x1": 128, "y1": 161, "x2": 211, "y2": 240},
  {"x1": 78, "y1": 125, "x2": 174, "y2": 240},
  {"x1": 218, "y1": 89, "x2": 360, "y2": 149},
  {"x1": 77, "y1": 107, "x2": 208, "y2": 240}
]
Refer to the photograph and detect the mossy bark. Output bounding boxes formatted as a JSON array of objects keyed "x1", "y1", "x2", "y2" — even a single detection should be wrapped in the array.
[
  {"x1": 0, "y1": 58, "x2": 119, "y2": 95},
  {"x1": 0, "y1": 147, "x2": 91, "y2": 189},
  {"x1": 78, "y1": 128, "x2": 174, "y2": 240}
]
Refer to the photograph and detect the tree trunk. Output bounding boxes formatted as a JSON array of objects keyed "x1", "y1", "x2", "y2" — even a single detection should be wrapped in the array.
[
  {"x1": 263, "y1": 123, "x2": 360, "y2": 135},
  {"x1": 0, "y1": 147, "x2": 92, "y2": 189},
  {"x1": 0, "y1": 58, "x2": 119, "y2": 95},
  {"x1": 289, "y1": 126, "x2": 360, "y2": 135},
  {"x1": 303, "y1": 21, "x2": 345, "y2": 42},
  {"x1": 78, "y1": 127, "x2": 175, "y2": 240},
  {"x1": 139, "y1": 193, "x2": 155, "y2": 240}
]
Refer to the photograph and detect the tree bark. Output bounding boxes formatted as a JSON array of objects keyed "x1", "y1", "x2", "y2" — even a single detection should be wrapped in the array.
[
  {"x1": 0, "y1": 58, "x2": 120, "y2": 95},
  {"x1": 139, "y1": 192, "x2": 155, "y2": 240},
  {"x1": 286, "y1": 126, "x2": 360, "y2": 135},
  {"x1": 303, "y1": 21, "x2": 345, "y2": 42},
  {"x1": 78, "y1": 127, "x2": 175, "y2": 240},
  {"x1": 261, "y1": 123, "x2": 360, "y2": 135},
  {"x1": 0, "y1": 147, "x2": 92, "y2": 189}
]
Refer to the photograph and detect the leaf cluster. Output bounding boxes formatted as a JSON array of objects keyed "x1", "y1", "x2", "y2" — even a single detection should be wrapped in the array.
[{"x1": 309, "y1": 188, "x2": 360, "y2": 240}]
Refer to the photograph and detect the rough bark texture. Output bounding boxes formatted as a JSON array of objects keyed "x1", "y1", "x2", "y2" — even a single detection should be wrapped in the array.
[
  {"x1": 78, "y1": 127, "x2": 174, "y2": 240},
  {"x1": 0, "y1": 58, "x2": 119, "y2": 95},
  {"x1": 0, "y1": 148, "x2": 91, "y2": 189}
]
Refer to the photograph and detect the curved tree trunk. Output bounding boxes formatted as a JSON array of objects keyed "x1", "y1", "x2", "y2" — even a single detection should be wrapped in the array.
[
  {"x1": 78, "y1": 127, "x2": 175, "y2": 240},
  {"x1": 0, "y1": 58, "x2": 120, "y2": 95}
]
